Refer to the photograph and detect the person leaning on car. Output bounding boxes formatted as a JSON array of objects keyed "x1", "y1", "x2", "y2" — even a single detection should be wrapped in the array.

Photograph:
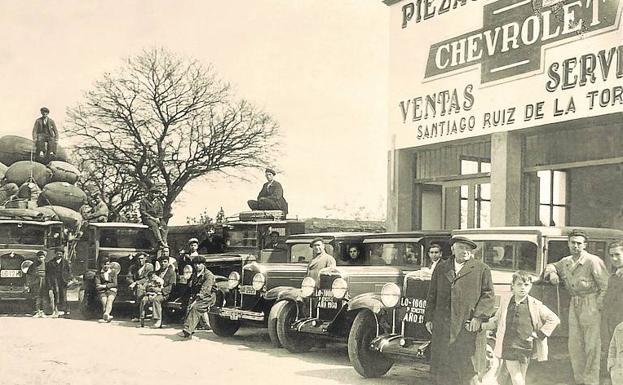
[
  {"x1": 177, "y1": 256, "x2": 216, "y2": 338},
  {"x1": 543, "y1": 230, "x2": 608, "y2": 385},
  {"x1": 424, "y1": 235, "x2": 495, "y2": 385},
  {"x1": 306, "y1": 238, "x2": 336, "y2": 281}
]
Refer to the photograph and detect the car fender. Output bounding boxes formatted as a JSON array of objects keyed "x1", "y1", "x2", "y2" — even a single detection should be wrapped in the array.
[
  {"x1": 348, "y1": 292, "x2": 385, "y2": 315},
  {"x1": 276, "y1": 287, "x2": 304, "y2": 303},
  {"x1": 265, "y1": 286, "x2": 296, "y2": 301}
]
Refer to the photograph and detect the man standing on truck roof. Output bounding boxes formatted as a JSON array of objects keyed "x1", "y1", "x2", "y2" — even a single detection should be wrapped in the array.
[
  {"x1": 425, "y1": 235, "x2": 495, "y2": 385},
  {"x1": 247, "y1": 168, "x2": 288, "y2": 215},
  {"x1": 139, "y1": 187, "x2": 167, "y2": 249},
  {"x1": 306, "y1": 238, "x2": 336, "y2": 281},
  {"x1": 32, "y1": 107, "x2": 58, "y2": 161},
  {"x1": 544, "y1": 230, "x2": 609, "y2": 385},
  {"x1": 83, "y1": 193, "x2": 109, "y2": 223}
]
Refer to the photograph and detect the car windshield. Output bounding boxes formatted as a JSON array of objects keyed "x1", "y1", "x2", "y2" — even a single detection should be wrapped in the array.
[
  {"x1": 289, "y1": 242, "x2": 335, "y2": 263},
  {"x1": 99, "y1": 228, "x2": 152, "y2": 249},
  {"x1": 0, "y1": 224, "x2": 46, "y2": 245},
  {"x1": 363, "y1": 242, "x2": 423, "y2": 266},
  {"x1": 227, "y1": 229, "x2": 258, "y2": 248},
  {"x1": 473, "y1": 240, "x2": 538, "y2": 272},
  {"x1": 547, "y1": 240, "x2": 608, "y2": 265}
]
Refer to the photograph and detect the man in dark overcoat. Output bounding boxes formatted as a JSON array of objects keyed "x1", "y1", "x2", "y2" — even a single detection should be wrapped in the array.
[
  {"x1": 424, "y1": 235, "x2": 495, "y2": 385},
  {"x1": 32, "y1": 107, "x2": 58, "y2": 160},
  {"x1": 46, "y1": 248, "x2": 72, "y2": 318},
  {"x1": 247, "y1": 168, "x2": 288, "y2": 214}
]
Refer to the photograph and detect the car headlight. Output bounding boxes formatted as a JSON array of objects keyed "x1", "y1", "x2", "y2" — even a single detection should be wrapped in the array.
[
  {"x1": 301, "y1": 277, "x2": 315, "y2": 297},
  {"x1": 228, "y1": 271, "x2": 240, "y2": 289},
  {"x1": 21, "y1": 260, "x2": 33, "y2": 274},
  {"x1": 332, "y1": 278, "x2": 348, "y2": 299},
  {"x1": 252, "y1": 273, "x2": 266, "y2": 291},
  {"x1": 381, "y1": 282, "x2": 401, "y2": 308}
]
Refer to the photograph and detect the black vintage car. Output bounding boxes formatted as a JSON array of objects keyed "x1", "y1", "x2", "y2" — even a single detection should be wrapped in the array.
[
  {"x1": 275, "y1": 231, "x2": 451, "y2": 354},
  {"x1": 0, "y1": 217, "x2": 66, "y2": 304},
  {"x1": 208, "y1": 232, "x2": 370, "y2": 345}
]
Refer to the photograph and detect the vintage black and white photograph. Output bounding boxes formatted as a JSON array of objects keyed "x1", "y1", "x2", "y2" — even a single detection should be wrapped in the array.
[{"x1": 0, "y1": 1, "x2": 622, "y2": 384}]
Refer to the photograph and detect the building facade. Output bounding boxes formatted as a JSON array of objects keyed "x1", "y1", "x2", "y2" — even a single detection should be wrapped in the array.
[{"x1": 384, "y1": 0, "x2": 623, "y2": 231}]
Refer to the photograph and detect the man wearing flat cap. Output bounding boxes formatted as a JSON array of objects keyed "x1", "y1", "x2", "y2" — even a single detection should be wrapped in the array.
[
  {"x1": 544, "y1": 230, "x2": 608, "y2": 385},
  {"x1": 247, "y1": 168, "x2": 288, "y2": 215},
  {"x1": 425, "y1": 235, "x2": 495, "y2": 385},
  {"x1": 139, "y1": 186, "x2": 167, "y2": 249},
  {"x1": 32, "y1": 107, "x2": 58, "y2": 161},
  {"x1": 306, "y1": 238, "x2": 336, "y2": 281}
]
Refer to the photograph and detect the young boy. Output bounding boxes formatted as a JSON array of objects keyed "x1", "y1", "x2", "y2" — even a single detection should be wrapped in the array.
[
  {"x1": 27, "y1": 251, "x2": 48, "y2": 318},
  {"x1": 483, "y1": 271, "x2": 560, "y2": 385}
]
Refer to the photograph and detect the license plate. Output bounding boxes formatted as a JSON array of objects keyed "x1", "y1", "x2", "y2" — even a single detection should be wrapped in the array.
[
  {"x1": 318, "y1": 298, "x2": 338, "y2": 309},
  {"x1": 222, "y1": 310, "x2": 241, "y2": 320},
  {"x1": 0, "y1": 270, "x2": 21, "y2": 278},
  {"x1": 239, "y1": 285, "x2": 256, "y2": 295}
]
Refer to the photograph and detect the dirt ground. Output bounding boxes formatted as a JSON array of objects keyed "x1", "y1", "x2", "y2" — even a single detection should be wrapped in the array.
[{"x1": 0, "y1": 304, "x2": 606, "y2": 385}]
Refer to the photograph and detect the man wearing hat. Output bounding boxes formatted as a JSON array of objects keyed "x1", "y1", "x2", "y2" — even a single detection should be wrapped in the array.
[
  {"x1": 84, "y1": 193, "x2": 109, "y2": 223},
  {"x1": 425, "y1": 235, "x2": 495, "y2": 385},
  {"x1": 139, "y1": 186, "x2": 167, "y2": 248},
  {"x1": 32, "y1": 107, "x2": 58, "y2": 160},
  {"x1": 27, "y1": 250, "x2": 49, "y2": 318},
  {"x1": 306, "y1": 238, "x2": 336, "y2": 281},
  {"x1": 178, "y1": 256, "x2": 216, "y2": 338},
  {"x1": 544, "y1": 230, "x2": 608, "y2": 385},
  {"x1": 46, "y1": 248, "x2": 72, "y2": 318},
  {"x1": 247, "y1": 168, "x2": 288, "y2": 214}
]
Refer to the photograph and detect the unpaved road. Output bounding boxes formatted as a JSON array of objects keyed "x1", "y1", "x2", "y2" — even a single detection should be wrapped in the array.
[{"x1": 0, "y1": 310, "x2": 582, "y2": 385}]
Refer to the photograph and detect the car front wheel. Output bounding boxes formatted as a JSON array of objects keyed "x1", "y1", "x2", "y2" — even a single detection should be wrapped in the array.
[
  {"x1": 208, "y1": 313, "x2": 240, "y2": 337},
  {"x1": 267, "y1": 300, "x2": 286, "y2": 347},
  {"x1": 276, "y1": 301, "x2": 312, "y2": 353},
  {"x1": 348, "y1": 310, "x2": 394, "y2": 378}
]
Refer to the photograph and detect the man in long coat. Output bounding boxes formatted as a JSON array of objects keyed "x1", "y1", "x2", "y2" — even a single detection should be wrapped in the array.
[
  {"x1": 247, "y1": 168, "x2": 288, "y2": 214},
  {"x1": 424, "y1": 236, "x2": 495, "y2": 385}
]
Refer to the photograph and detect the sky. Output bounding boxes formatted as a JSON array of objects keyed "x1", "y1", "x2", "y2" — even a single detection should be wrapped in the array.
[{"x1": 0, "y1": 1, "x2": 389, "y2": 225}]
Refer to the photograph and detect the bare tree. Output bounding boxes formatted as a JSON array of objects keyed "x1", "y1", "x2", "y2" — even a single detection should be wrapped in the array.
[{"x1": 67, "y1": 48, "x2": 280, "y2": 232}]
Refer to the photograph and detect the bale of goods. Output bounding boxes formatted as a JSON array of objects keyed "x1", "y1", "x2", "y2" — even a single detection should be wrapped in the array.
[
  {"x1": 0, "y1": 207, "x2": 44, "y2": 220},
  {"x1": 0, "y1": 183, "x2": 18, "y2": 205},
  {"x1": 48, "y1": 161, "x2": 80, "y2": 184},
  {"x1": 4, "y1": 160, "x2": 52, "y2": 187},
  {"x1": 38, "y1": 182, "x2": 87, "y2": 211},
  {"x1": 34, "y1": 205, "x2": 83, "y2": 229},
  {"x1": 0, "y1": 162, "x2": 7, "y2": 179},
  {"x1": 0, "y1": 135, "x2": 69, "y2": 166}
]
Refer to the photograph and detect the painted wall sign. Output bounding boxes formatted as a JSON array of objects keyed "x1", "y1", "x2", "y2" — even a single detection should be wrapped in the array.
[{"x1": 388, "y1": 0, "x2": 623, "y2": 149}]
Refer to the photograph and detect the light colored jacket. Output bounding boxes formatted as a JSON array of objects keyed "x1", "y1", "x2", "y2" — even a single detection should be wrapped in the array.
[{"x1": 485, "y1": 295, "x2": 560, "y2": 361}]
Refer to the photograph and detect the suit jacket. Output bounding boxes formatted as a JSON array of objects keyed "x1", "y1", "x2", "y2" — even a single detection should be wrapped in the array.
[
  {"x1": 257, "y1": 180, "x2": 288, "y2": 212},
  {"x1": 306, "y1": 252, "x2": 336, "y2": 281},
  {"x1": 158, "y1": 265, "x2": 177, "y2": 298},
  {"x1": 45, "y1": 258, "x2": 71, "y2": 287},
  {"x1": 485, "y1": 295, "x2": 559, "y2": 361},
  {"x1": 32, "y1": 117, "x2": 58, "y2": 139}
]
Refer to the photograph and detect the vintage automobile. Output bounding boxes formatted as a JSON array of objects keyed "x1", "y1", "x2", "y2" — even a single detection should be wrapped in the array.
[
  {"x1": 349, "y1": 226, "x2": 623, "y2": 378},
  {"x1": 208, "y1": 232, "x2": 370, "y2": 345},
  {"x1": 167, "y1": 212, "x2": 305, "y2": 262},
  {"x1": 73, "y1": 222, "x2": 155, "y2": 318},
  {"x1": 0, "y1": 216, "x2": 66, "y2": 304},
  {"x1": 275, "y1": 231, "x2": 451, "y2": 354}
]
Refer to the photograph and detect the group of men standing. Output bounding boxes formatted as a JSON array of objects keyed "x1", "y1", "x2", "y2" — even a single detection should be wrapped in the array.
[
  {"x1": 27, "y1": 248, "x2": 71, "y2": 318},
  {"x1": 423, "y1": 230, "x2": 623, "y2": 385}
]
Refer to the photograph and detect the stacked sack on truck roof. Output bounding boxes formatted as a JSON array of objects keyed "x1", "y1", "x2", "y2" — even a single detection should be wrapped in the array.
[{"x1": 0, "y1": 135, "x2": 85, "y2": 230}]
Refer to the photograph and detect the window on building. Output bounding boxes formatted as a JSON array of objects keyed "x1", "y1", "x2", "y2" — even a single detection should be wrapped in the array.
[
  {"x1": 538, "y1": 170, "x2": 567, "y2": 226},
  {"x1": 459, "y1": 158, "x2": 491, "y2": 229}
]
